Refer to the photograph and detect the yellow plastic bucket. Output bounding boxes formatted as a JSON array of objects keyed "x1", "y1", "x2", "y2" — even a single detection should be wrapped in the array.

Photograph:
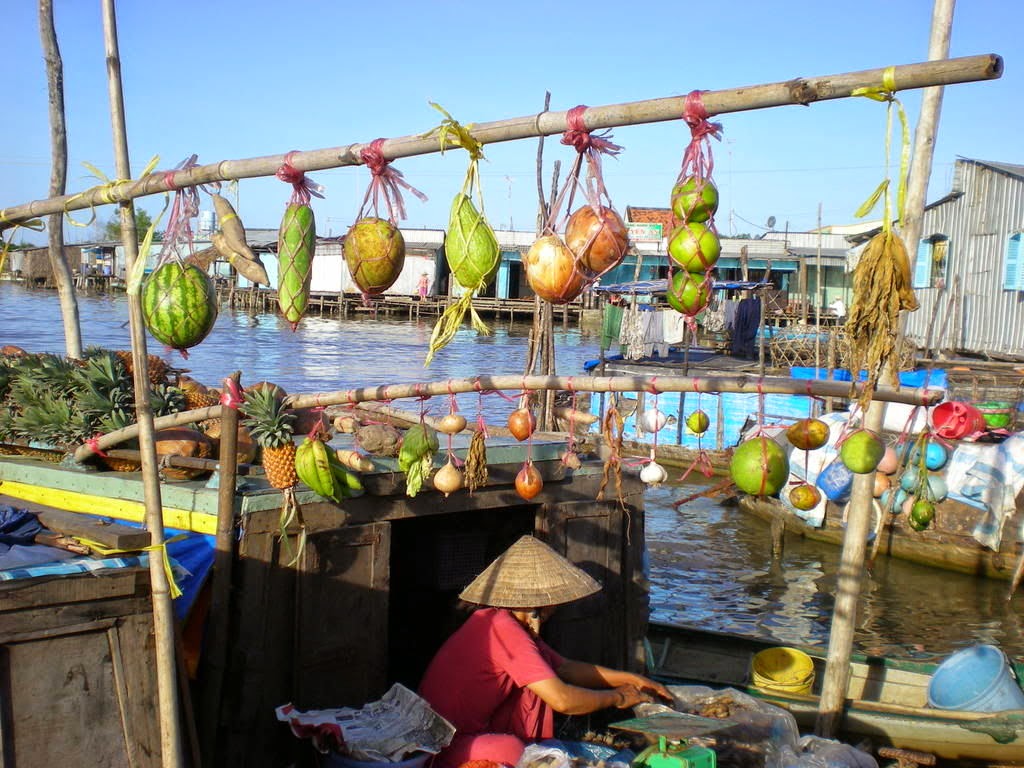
[{"x1": 751, "y1": 647, "x2": 815, "y2": 695}]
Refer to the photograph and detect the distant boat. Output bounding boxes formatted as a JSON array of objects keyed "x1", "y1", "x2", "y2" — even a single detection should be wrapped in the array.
[{"x1": 647, "y1": 621, "x2": 1024, "y2": 765}]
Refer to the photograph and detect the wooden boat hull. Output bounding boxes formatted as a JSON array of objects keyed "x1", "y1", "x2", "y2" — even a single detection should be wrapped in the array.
[
  {"x1": 740, "y1": 493, "x2": 1024, "y2": 580},
  {"x1": 647, "y1": 622, "x2": 1024, "y2": 765}
]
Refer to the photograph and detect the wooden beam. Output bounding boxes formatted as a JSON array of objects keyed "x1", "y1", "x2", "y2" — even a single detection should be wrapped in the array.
[{"x1": 0, "y1": 54, "x2": 1002, "y2": 230}]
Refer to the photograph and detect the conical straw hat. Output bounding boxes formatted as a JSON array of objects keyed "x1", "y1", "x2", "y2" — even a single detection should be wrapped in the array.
[{"x1": 459, "y1": 535, "x2": 601, "y2": 608}]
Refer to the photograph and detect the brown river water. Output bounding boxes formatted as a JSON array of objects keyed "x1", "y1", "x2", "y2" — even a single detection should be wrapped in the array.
[{"x1": 4, "y1": 282, "x2": 1024, "y2": 663}]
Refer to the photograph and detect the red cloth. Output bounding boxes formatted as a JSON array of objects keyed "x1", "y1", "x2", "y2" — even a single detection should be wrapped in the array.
[{"x1": 420, "y1": 608, "x2": 564, "y2": 768}]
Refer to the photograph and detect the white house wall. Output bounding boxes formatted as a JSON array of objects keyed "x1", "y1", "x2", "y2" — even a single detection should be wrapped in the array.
[{"x1": 904, "y1": 160, "x2": 1024, "y2": 357}]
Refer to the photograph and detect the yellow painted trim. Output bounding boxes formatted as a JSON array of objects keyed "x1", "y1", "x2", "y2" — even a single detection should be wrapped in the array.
[{"x1": 0, "y1": 480, "x2": 217, "y2": 535}]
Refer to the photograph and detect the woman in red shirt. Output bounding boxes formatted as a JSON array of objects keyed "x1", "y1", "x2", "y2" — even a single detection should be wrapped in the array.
[{"x1": 419, "y1": 536, "x2": 671, "y2": 768}]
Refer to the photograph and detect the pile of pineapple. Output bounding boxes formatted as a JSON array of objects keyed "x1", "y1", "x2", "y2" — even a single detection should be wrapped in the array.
[{"x1": 0, "y1": 347, "x2": 185, "y2": 454}]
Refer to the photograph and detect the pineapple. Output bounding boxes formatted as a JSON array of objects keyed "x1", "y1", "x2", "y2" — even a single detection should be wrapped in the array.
[
  {"x1": 241, "y1": 385, "x2": 298, "y2": 489},
  {"x1": 116, "y1": 350, "x2": 169, "y2": 387},
  {"x1": 178, "y1": 376, "x2": 221, "y2": 410}
]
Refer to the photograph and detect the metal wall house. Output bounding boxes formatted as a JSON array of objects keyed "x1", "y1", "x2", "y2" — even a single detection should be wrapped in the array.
[{"x1": 899, "y1": 158, "x2": 1024, "y2": 358}]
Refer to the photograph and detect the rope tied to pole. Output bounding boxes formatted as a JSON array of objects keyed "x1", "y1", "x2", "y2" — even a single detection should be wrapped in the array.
[
  {"x1": 276, "y1": 151, "x2": 326, "y2": 205},
  {"x1": 357, "y1": 138, "x2": 428, "y2": 224}
]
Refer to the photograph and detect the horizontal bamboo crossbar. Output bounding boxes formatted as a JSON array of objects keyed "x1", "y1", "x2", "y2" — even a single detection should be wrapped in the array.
[
  {"x1": 1, "y1": 54, "x2": 1002, "y2": 231},
  {"x1": 72, "y1": 373, "x2": 943, "y2": 462}
]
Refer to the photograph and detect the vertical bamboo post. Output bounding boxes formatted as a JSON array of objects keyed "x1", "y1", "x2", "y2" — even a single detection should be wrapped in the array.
[
  {"x1": 816, "y1": 0, "x2": 956, "y2": 738},
  {"x1": 199, "y1": 372, "x2": 241, "y2": 766},
  {"x1": 100, "y1": 1, "x2": 184, "y2": 764}
]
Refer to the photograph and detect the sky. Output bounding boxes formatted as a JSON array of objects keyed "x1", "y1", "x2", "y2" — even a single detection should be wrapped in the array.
[{"x1": 3, "y1": 1, "x2": 1021, "y2": 246}]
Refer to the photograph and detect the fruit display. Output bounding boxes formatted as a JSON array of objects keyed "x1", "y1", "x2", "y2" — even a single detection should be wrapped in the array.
[
  {"x1": 564, "y1": 204, "x2": 628, "y2": 275},
  {"x1": 277, "y1": 202, "x2": 316, "y2": 328},
  {"x1": 524, "y1": 234, "x2": 588, "y2": 305},
  {"x1": 668, "y1": 221, "x2": 721, "y2": 272},
  {"x1": 344, "y1": 217, "x2": 406, "y2": 296},
  {"x1": 730, "y1": 436, "x2": 789, "y2": 496},
  {"x1": 671, "y1": 176, "x2": 719, "y2": 223},
  {"x1": 838, "y1": 429, "x2": 885, "y2": 474},
  {"x1": 666, "y1": 270, "x2": 710, "y2": 316},
  {"x1": 141, "y1": 261, "x2": 218, "y2": 352},
  {"x1": 295, "y1": 433, "x2": 363, "y2": 503}
]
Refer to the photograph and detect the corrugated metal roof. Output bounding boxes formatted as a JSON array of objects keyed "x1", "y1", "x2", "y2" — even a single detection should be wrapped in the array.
[{"x1": 961, "y1": 157, "x2": 1024, "y2": 180}]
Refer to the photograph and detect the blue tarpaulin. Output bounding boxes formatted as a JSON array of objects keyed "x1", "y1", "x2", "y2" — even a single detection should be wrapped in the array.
[{"x1": 789, "y1": 367, "x2": 947, "y2": 389}]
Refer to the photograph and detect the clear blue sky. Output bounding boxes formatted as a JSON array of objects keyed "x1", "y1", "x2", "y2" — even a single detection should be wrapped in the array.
[{"x1": 4, "y1": 1, "x2": 1020, "y2": 245}]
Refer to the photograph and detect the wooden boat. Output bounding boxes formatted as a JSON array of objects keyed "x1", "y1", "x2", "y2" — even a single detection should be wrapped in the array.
[
  {"x1": 646, "y1": 621, "x2": 1024, "y2": 765},
  {"x1": 740, "y1": 488, "x2": 1024, "y2": 581}
]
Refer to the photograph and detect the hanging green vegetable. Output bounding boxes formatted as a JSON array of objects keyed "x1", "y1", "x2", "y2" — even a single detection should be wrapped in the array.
[
  {"x1": 275, "y1": 156, "x2": 324, "y2": 330},
  {"x1": 398, "y1": 422, "x2": 438, "y2": 498},
  {"x1": 425, "y1": 104, "x2": 501, "y2": 365}
]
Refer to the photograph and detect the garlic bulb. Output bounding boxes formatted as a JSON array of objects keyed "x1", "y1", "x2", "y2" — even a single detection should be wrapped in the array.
[
  {"x1": 639, "y1": 408, "x2": 668, "y2": 433},
  {"x1": 640, "y1": 460, "x2": 668, "y2": 486}
]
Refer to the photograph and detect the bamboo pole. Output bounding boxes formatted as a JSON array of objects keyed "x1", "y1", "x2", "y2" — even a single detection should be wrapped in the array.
[
  {"x1": 73, "y1": 373, "x2": 942, "y2": 462},
  {"x1": 0, "y1": 54, "x2": 1002, "y2": 230},
  {"x1": 199, "y1": 373, "x2": 241, "y2": 767},
  {"x1": 100, "y1": 1, "x2": 184, "y2": 765},
  {"x1": 815, "y1": 0, "x2": 956, "y2": 739}
]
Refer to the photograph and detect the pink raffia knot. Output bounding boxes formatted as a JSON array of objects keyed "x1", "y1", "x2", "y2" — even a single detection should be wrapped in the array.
[
  {"x1": 220, "y1": 377, "x2": 243, "y2": 409},
  {"x1": 86, "y1": 436, "x2": 109, "y2": 459},
  {"x1": 357, "y1": 138, "x2": 427, "y2": 224},
  {"x1": 276, "y1": 151, "x2": 326, "y2": 205},
  {"x1": 560, "y1": 106, "x2": 623, "y2": 157},
  {"x1": 679, "y1": 91, "x2": 723, "y2": 183}
]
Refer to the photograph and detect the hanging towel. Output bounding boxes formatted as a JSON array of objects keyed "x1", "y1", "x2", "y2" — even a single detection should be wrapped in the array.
[
  {"x1": 663, "y1": 310, "x2": 688, "y2": 345},
  {"x1": 600, "y1": 304, "x2": 624, "y2": 351},
  {"x1": 946, "y1": 434, "x2": 1024, "y2": 550}
]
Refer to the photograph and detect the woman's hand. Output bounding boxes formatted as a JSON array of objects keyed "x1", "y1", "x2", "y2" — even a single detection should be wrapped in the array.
[
  {"x1": 618, "y1": 673, "x2": 674, "y2": 703},
  {"x1": 612, "y1": 684, "x2": 653, "y2": 708}
]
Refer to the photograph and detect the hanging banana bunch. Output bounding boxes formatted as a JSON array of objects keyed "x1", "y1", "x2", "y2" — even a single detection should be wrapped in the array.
[{"x1": 295, "y1": 433, "x2": 364, "y2": 502}]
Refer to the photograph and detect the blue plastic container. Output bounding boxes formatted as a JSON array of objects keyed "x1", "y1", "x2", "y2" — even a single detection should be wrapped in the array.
[
  {"x1": 927, "y1": 644, "x2": 1024, "y2": 712},
  {"x1": 325, "y1": 752, "x2": 430, "y2": 768},
  {"x1": 816, "y1": 459, "x2": 854, "y2": 503}
]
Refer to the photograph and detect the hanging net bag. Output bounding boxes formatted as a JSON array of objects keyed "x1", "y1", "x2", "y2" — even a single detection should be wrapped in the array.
[
  {"x1": 275, "y1": 153, "x2": 324, "y2": 330},
  {"x1": 425, "y1": 104, "x2": 501, "y2": 365},
  {"x1": 345, "y1": 138, "x2": 426, "y2": 301},
  {"x1": 666, "y1": 91, "x2": 723, "y2": 329},
  {"x1": 525, "y1": 105, "x2": 629, "y2": 304},
  {"x1": 141, "y1": 155, "x2": 218, "y2": 357}
]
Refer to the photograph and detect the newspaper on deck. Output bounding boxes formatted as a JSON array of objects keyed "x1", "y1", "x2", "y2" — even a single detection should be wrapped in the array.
[{"x1": 276, "y1": 683, "x2": 456, "y2": 760}]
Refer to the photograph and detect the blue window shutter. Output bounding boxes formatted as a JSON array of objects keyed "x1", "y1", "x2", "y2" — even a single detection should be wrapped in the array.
[
  {"x1": 1005, "y1": 234, "x2": 1022, "y2": 290},
  {"x1": 913, "y1": 239, "x2": 931, "y2": 288}
]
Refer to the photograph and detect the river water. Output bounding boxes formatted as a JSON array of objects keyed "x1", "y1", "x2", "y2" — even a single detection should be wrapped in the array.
[{"x1": 3, "y1": 282, "x2": 1023, "y2": 663}]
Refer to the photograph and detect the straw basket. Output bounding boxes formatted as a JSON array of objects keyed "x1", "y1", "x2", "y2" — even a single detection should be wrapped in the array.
[{"x1": 751, "y1": 647, "x2": 816, "y2": 695}]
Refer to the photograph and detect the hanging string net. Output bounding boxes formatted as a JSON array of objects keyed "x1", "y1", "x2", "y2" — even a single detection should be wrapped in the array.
[
  {"x1": 525, "y1": 105, "x2": 628, "y2": 305},
  {"x1": 275, "y1": 154, "x2": 324, "y2": 329},
  {"x1": 140, "y1": 155, "x2": 218, "y2": 356},
  {"x1": 426, "y1": 104, "x2": 502, "y2": 365},
  {"x1": 667, "y1": 91, "x2": 723, "y2": 340},
  {"x1": 345, "y1": 138, "x2": 427, "y2": 301}
]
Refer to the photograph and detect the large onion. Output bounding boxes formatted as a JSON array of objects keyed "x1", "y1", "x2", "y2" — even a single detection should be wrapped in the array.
[
  {"x1": 433, "y1": 460, "x2": 464, "y2": 497},
  {"x1": 564, "y1": 205, "x2": 628, "y2": 275},
  {"x1": 507, "y1": 408, "x2": 536, "y2": 441},
  {"x1": 515, "y1": 461, "x2": 543, "y2": 500},
  {"x1": 524, "y1": 235, "x2": 588, "y2": 304}
]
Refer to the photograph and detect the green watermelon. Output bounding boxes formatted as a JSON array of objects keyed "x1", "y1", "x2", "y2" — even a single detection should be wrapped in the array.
[{"x1": 142, "y1": 261, "x2": 218, "y2": 351}]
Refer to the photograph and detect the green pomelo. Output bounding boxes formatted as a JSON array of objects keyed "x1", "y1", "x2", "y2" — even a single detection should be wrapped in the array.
[
  {"x1": 142, "y1": 262, "x2": 218, "y2": 351},
  {"x1": 839, "y1": 429, "x2": 885, "y2": 474},
  {"x1": 666, "y1": 271, "x2": 710, "y2": 316},
  {"x1": 730, "y1": 437, "x2": 789, "y2": 496},
  {"x1": 671, "y1": 176, "x2": 719, "y2": 223},
  {"x1": 668, "y1": 222, "x2": 721, "y2": 272},
  {"x1": 345, "y1": 217, "x2": 406, "y2": 294}
]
